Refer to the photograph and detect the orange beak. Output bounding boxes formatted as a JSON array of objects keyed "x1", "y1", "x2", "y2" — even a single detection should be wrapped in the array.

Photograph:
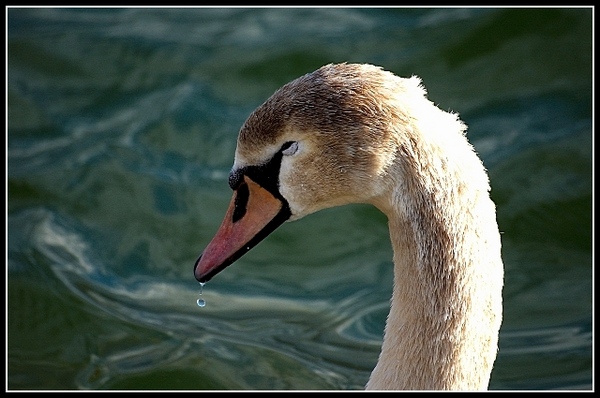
[{"x1": 194, "y1": 175, "x2": 290, "y2": 282}]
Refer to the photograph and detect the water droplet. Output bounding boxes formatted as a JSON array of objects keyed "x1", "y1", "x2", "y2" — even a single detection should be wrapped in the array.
[{"x1": 197, "y1": 282, "x2": 206, "y2": 308}]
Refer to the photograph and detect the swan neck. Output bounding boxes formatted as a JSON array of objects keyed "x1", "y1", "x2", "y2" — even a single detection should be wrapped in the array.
[{"x1": 366, "y1": 151, "x2": 503, "y2": 390}]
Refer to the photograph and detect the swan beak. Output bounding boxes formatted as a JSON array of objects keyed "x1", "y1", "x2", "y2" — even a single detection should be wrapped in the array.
[{"x1": 194, "y1": 175, "x2": 290, "y2": 283}]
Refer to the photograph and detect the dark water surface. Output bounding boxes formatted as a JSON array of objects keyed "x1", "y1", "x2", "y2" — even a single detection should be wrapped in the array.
[{"x1": 7, "y1": 7, "x2": 593, "y2": 390}]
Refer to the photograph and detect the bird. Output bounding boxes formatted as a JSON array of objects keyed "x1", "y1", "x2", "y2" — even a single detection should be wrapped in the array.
[{"x1": 194, "y1": 63, "x2": 504, "y2": 390}]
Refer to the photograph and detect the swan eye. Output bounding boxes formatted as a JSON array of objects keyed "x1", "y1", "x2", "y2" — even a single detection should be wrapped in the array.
[{"x1": 281, "y1": 141, "x2": 299, "y2": 156}]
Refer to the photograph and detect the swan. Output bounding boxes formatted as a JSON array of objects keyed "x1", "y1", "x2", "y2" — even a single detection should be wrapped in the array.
[{"x1": 194, "y1": 63, "x2": 503, "y2": 390}]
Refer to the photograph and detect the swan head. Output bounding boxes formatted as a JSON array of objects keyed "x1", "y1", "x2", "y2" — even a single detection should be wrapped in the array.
[
  {"x1": 193, "y1": 63, "x2": 502, "y2": 391},
  {"x1": 194, "y1": 63, "x2": 442, "y2": 282}
]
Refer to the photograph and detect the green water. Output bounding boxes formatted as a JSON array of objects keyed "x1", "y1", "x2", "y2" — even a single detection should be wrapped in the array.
[{"x1": 7, "y1": 7, "x2": 592, "y2": 390}]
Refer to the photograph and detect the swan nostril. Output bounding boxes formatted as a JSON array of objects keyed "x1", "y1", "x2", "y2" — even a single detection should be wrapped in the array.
[{"x1": 232, "y1": 183, "x2": 249, "y2": 222}]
